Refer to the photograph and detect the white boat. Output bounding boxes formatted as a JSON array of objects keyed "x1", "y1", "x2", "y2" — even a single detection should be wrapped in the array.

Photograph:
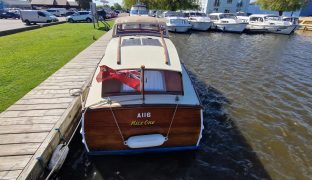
[
  {"x1": 163, "y1": 12, "x2": 191, "y2": 33},
  {"x1": 209, "y1": 13, "x2": 247, "y2": 33},
  {"x1": 247, "y1": 14, "x2": 297, "y2": 35},
  {"x1": 81, "y1": 16, "x2": 203, "y2": 155},
  {"x1": 129, "y1": 3, "x2": 148, "y2": 16},
  {"x1": 183, "y1": 11, "x2": 212, "y2": 31}
]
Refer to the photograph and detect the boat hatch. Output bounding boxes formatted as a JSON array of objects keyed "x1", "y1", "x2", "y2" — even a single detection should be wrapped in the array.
[{"x1": 121, "y1": 38, "x2": 162, "y2": 47}]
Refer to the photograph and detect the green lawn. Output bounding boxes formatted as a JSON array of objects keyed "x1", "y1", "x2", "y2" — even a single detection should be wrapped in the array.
[{"x1": 0, "y1": 22, "x2": 113, "y2": 112}]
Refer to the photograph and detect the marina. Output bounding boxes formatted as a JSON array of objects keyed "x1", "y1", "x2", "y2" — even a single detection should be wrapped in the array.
[
  {"x1": 58, "y1": 28, "x2": 312, "y2": 180},
  {"x1": 0, "y1": 0, "x2": 311, "y2": 178}
]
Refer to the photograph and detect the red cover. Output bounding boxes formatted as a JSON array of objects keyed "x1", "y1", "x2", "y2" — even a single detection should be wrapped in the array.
[{"x1": 96, "y1": 65, "x2": 141, "y2": 91}]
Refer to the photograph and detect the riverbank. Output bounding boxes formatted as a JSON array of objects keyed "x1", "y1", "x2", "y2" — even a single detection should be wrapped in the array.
[
  {"x1": 0, "y1": 28, "x2": 113, "y2": 179},
  {"x1": 0, "y1": 22, "x2": 113, "y2": 112}
]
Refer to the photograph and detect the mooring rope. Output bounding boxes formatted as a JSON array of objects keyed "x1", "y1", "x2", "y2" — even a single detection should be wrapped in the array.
[
  {"x1": 108, "y1": 98, "x2": 126, "y2": 145},
  {"x1": 165, "y1": 96, "x2": 180, "y2": 141}
]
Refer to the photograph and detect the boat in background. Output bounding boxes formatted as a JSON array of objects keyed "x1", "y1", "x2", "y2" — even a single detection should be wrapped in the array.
[
  {"x1": 163, "y1": 11, "x2": 192, "y2": 33},
  {"x1": 247, "y1": 14, "x2": 297, "y2": 34},
  {"x1": 209, "y1": 13, "x2": 247, "y2": 33},
  {"x1": 184, "y1": 11, "x2": 212, "y2": 31},
  {"x1": 81, "y1": 16, "x2": 203, "y2": 155},
  {"x1": 130, "y1": 3, "x2": 148, "y2": 16}
]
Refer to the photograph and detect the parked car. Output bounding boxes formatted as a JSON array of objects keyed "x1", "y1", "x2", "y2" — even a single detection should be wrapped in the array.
[
  {"x1": 20, "y1": 10, "x2": 58, "y2": 25},
  {"x1": 66, "y1": 11, "x2": 93, "y2": 23},
  {"x1": 47, "y1": 8, "x2": 67, "y2": 16},
  {"x1": 46, "y1": 9, "x2": 61, "y2": 17},
  {"x1": 0, "y1": 11, "x2": 20, "y2": 19},
  {"x1": 65, "y1": 11, "x2": 76, "y2": 16}
]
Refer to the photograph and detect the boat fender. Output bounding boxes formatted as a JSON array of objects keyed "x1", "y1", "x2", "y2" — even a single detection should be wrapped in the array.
[
  {"x1": 126, "y1": 134, "x2": 166, "y2": 149},
  {"x1": 48, "y1": 144, "x2": 69, "y2": 172}
]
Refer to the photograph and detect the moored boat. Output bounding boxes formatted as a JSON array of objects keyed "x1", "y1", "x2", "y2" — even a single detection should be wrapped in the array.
[
  {"x1": 247, "y1": 14, "x2": 297, "y2": 35},
  {"x1": 209, "y1": 13, "x2": 247, "y2": 33},
  {"x1": 163, "y1": 11, "x2": 192, "y2": 33},
  {"x1": 130, "y1": 3, "x2": 148, "y2": 16},
  {"x1": 81, "y1": 16, "x2": 203, "y2": 155},
  {"x1": 184, "y1": 11, "x2": 212, "y2": 31}
]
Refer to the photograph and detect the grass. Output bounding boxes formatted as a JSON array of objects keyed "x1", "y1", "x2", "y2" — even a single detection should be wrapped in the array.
[{"x1": 0, "y1": 22, "x2": 113, "y2": 112}]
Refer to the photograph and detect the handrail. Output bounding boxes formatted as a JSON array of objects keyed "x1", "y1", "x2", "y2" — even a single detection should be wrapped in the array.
[
  {"x1": 117, "y1": 36, "x2": 121, "y2": 65},
  {"x1": 160, "y1": 30, "x2": 169, "y2": 65}
]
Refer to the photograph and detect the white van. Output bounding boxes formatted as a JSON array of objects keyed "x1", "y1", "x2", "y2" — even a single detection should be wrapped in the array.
[{"x1": 20, "y1": 10, "x2": 58, "y2": 25}]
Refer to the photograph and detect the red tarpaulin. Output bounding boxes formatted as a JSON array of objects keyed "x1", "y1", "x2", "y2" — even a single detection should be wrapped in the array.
[{"x1": 96, "y1": 65, "x2": 141, "y2": 91}]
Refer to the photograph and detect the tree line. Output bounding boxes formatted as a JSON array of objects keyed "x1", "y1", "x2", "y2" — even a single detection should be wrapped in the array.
[
  {"x1": 256, "y1": 0, "x2": 310, "y2": 15},
  {"x1": 122, "y1": 0, "x2": 199, "y2": 11}
]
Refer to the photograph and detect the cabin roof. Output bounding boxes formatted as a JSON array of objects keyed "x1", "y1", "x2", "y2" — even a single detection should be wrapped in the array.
[
  {"x1": 209, "y1": 13, "x2": 234, "y2": 16},
  {"x1": 115, "y1": 16, "x2": 166, "y2": 25},
  {"x1": 100, "y1": 36, "x2": 182, "y2": 72}
]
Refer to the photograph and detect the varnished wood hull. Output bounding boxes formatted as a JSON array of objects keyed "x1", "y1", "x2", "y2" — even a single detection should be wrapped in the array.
[{"x1": 82, "y1": 105, "x2": 203, "y2": 153}]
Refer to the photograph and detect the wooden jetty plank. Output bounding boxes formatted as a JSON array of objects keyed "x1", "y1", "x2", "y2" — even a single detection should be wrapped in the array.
[
  {"x1": 0, "y1": 124, "x2": 54, "y2": 134},
  {"x1": 0, "y1": 116, "x2": 60, "y2": 125},
  {"x1": 0, "y1": 143, "x2": 40, "y2": 156},
  {"x1": 0, "y1": 170, "x2": 22, "y2": 180},
  {"x1": 0, "y1": 133, "x2": 48, "y2": 144},
  {"x1": 0, "y1": 156, "x2": 32, "y2": 171},
  {"x1": 0, "y1": 109, "x2": 65, "y2": 118},
  {"x1": 22, "y1": 94, "x2": 73, "y2": 100},
  {"x1": 16, "y1": 98, "x2": 73, "y2": 105},
  {"x1": 7, "y1": 103, "x2": 69, "y2": 111}
]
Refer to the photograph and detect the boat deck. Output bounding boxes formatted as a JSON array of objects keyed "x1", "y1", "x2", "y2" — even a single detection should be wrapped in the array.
[{"x1": 0, "y1": 30, "x2": 112, "y2": 179}]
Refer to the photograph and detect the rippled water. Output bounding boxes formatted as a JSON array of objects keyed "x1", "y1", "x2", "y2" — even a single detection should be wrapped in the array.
[{"x1": 57, "y1": 31, "x2": 312, "y2": 180}]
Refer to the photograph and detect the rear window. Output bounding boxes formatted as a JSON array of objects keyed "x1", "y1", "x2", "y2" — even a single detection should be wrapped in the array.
[{"x1": 100, "y1": 69, "x2": 183, "y2": 97}]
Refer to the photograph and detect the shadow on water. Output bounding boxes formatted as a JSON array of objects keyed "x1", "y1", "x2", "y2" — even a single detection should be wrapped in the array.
[{"x1": 56, "y1": 67, "x2": 270, "y2": 180}]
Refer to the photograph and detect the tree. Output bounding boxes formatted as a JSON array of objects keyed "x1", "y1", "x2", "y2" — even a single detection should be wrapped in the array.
[
  {"x1": 77, "y1": 0, "x2": 92, "y2": 10},
  {"x1": 256, "y1": 0, "x2": 309, "y2": 16},
  {"x1": 123, "y1": 0, "x2": 199, "y2": 11},
  {"x1": 113, "y1": 3, "x2": 123, "y2": 10}
]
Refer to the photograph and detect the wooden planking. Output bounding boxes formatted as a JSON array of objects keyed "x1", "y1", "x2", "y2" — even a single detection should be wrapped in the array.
[
  {"x1": 15, "y1": 98, "x2": 73, "y2": 105},
  {"x1": 0, "y1": 143, "x2": 40, "y2": 156},
  {"x1": 7, "y1": 103, "x2": 69, "y2": 111},
  {"x1": 0, "y1": 124, "x2": 54, "y2": 134},
  {"x1": 0, "y1": 170, "x2": 22, "y2": 180},
  {"x1": 85, "y1": 106, "x2": 202, "y2": 150},
  {"x1": 0, "y1": 29, "x2": 113, "y2": 180},
  {"x1": 0, "y1": 116, "x2": 60, "y2": 125},
  {"x1": 0, "y1": 133, "x2": 48, "y2": 144},
  {"x1": 0, "y1": 156, "x2": 32, "y2": 171},
  {"x1": 0, "y1": 109, "x2": 65, "y2": 118}
]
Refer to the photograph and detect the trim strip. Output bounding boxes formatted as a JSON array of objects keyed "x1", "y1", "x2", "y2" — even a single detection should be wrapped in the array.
[{"x1": 87, "y1": 145, "x2": 199, "y2": 155}]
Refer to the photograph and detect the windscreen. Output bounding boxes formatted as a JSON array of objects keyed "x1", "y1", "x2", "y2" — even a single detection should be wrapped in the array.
[
  {"x1": 100, "y1": 69, "x2": 183, "y2": 97},
  {"x1": 116, "y1": 23, "x2": 167, "y2": 37}
]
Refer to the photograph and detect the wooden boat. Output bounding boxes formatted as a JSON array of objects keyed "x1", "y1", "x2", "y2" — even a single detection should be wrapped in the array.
[{"x1": 81, "y1": 16, "x2": 203, "y2": 155}]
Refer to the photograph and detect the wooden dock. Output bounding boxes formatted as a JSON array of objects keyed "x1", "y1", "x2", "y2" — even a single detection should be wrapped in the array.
[
  {"x1": 0, "y1": 30, "x2": 112, "y2": 180},
  {"x1": 299, "y1": 17, "x2": 312, "y2": 31}
]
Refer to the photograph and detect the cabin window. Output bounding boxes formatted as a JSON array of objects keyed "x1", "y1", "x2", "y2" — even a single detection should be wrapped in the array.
[
  {"x1": 170, "y1": 19, "x2": 188, "y2": 24},
  {"x1": 116, "y1": 23, "x2": 167, "y2": 37},
  {"x1": 227, "y1": 0, "x2": 232, "y2": 4},
  {"x1": 209, "y1": 15, "x2": 219, "y2": 20},
  {"x1": 224, "y1": 9, "x2": 230, "y2": 13},
  {"x1": 101, "y1": 70, "x2": 183, "y2": 97}
]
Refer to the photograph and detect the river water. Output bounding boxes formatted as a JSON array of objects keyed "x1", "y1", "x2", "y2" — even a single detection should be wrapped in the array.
[{"x1": 57, "y1": 31, "x2": 312, "y2": 180}]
